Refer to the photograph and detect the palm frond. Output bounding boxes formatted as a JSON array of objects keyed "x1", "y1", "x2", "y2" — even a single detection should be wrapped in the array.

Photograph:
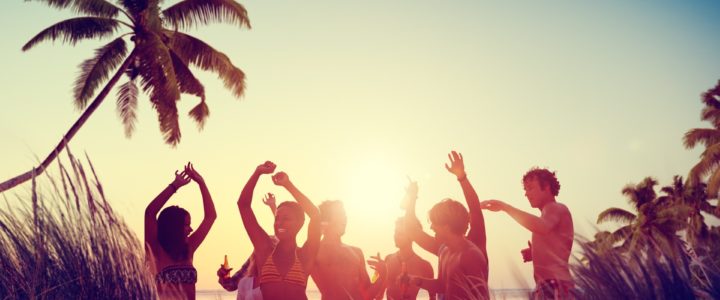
[
  {"x1": 706, "y1": 168, "x2": 720, "y2": 200},
  {"x1": 683, "y1": 128, "x2": 720, "y2": 149},
  {"x1": 610, "y1": 225, "x2": 633, "y2": 244},
  {"x1": 688, "y1": 143, "x2": 720, "y2": 186},
  {"x1": 135, "y1": 33, "x2": 181, "y2": 145},
  {"x1": 162, "y1": 0, "x2": 251, "y2": 30},
  {"x1": 167, "y1": 32, "x2": 245, "y2": 98},
  {"x1": 597, "y1": 208, "x2": 637, "y2": 225},
  {"x1": 116, "y1": 78, "x2": 138, "y2": 138},
  {"x1": 700, "y1": 106, "x2": 720, "y2": 128},
  {"x1": 26, "y1": 0, "x2": 121, "y2": 18},
  {"x1": 188, "y1": 100, "x2": 209, "y2": 130},
  {"x1": 73, "y1": 37, "x2": 128, "y2": 109},
  {"x1": 22, "y1": 17, "x2": 121, "y2": 51},
  {"x1": 170, "y1": 50, "x2": 205, "y2": 99},
  {"x1": 702, "y1": 80, "x2": 720, "y2": 108}
]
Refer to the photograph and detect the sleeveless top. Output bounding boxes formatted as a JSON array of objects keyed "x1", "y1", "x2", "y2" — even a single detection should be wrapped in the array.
[{"x1": 258, "y1": 247, "x2": 308, "y2": 287}]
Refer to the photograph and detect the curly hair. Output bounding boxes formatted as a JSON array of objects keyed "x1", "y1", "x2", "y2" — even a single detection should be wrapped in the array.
[
  {"x1": 522, "y1": 167, "x2": 561, "y2": 196},
  {"x1": 157, "y1": 206, "x2": 190, "y2": 261}
]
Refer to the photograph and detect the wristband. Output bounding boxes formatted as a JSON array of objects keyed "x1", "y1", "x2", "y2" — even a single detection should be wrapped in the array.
[
  {"x1": 168, "y1": 183, "x2": 178, "y2": 192},
  {"x1": 457, "y1": 174, "x2": 467, "y2": 182}
]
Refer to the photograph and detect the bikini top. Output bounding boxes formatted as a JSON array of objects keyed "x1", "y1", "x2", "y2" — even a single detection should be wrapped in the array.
[
  {"x1": 156, "y1": 265, "x2": 197, "y2": 285},
  {"x1": 258, "y1": 247, "x2": 308, "y2": 287}
]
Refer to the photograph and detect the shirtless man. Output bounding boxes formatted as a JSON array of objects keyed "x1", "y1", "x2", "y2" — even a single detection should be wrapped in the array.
[
  {"x1": 481, "y1": 168, "x2": 574, "y2": 299},
  {"x1": 380, "y1": 217, "x2": 435, "y2": 300},
  {"x1": 311, "y1": 200, "x2": 386, "y2": 300},
  {"x1": 404, "y1": 151, "x2": 489, "y2": 299}
]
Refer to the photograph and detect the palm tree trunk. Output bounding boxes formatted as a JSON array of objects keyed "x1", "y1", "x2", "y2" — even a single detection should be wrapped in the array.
[{"x1": 0, "y1": 50, "x2": 136, "y2": 194}]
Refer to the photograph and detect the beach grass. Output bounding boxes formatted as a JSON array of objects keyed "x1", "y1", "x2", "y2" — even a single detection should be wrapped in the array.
[{"x1": 0, "y1": 150, "x2": 156, "y2": 299}]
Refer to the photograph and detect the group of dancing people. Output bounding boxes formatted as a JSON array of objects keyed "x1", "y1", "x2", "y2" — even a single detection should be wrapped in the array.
[{"x1": 144, "y1": 151, "x2": 574, "y2": 300}]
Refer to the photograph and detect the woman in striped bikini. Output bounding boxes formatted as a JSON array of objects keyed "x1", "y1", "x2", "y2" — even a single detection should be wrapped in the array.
[
  {"x1": 238, "y1": 161, "x2": 321, "y2": 300},
  {"x1": 145, "y1": 162, "x2": 217, "y2": 299}
]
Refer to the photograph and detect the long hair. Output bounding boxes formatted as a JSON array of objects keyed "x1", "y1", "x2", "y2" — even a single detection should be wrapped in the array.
[{"x1": 157, "y1": 206, "x2": 190, "y2": 261}]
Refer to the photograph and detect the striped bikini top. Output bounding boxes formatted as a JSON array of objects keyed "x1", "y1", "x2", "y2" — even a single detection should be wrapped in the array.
[{"x1": 258, "y1": 247, "x2": 308, "y2": 287}]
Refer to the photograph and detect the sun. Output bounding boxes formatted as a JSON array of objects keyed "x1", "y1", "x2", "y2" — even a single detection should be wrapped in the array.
[{"x1": 341, "y1": 156, "x2": 407, "y2": 233}]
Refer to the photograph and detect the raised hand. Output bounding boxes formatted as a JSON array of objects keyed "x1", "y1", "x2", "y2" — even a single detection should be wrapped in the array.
[
  {"x1": 401, "y1": 178, "x2": 418, "y2": 210},
  {"x1": 262, "y1": 193, "x2": 277, "y2": 209},
  {"x1": 256, "y1": 161, "x2": 276, "y2": 175},
  {"x1": 480, "y1": 200, "x2": 507, "y2": 212},
  {"x1": 444, "y1": 150, "x2": 466, "y2": 179},
  {"x1": 184, "y1": 162, "x2": 204, "y2": 183},
  {"x1": 171, "y1": 169, "x2": 191, "y2": 189},
  {"x1": 367, "y1": 252, "x2": 387, "y2": 276},
  {"x1": 271, "y1": 172, "x2": 291, "y2": 187},
  {"x1": 521, "y1": 241, "x2": 532, "y2": 262}
]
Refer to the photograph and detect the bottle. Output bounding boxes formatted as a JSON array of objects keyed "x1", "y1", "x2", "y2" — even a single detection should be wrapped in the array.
[{"x1": 222, "y1": 255, "x2": 230, "y2": 278}]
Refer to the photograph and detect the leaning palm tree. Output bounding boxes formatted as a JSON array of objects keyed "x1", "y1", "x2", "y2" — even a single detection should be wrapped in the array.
[
  {"x1": 0, "y1": 0, "x2": 250, "y2": 193},
  {"x1": 658, "y1": 176, "x2": 716, "y2": 250},
  {"x1": 596, "y1": 177, "x2": 688, "y2": 258},
  {"x1": 684, "y1": 80, "x2": 720, "y2": 216}
]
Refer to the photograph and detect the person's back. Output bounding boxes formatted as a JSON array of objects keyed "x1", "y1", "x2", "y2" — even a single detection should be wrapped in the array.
[
  {"x1": 437, "y1": 239, "x2": 488, "y2": 300},
  {"x1": 312, "y1": 241, "x2": 366, "y2": 300},
  {"x1": 531, "y1": 202, "x2": 573, "y2": 283}
]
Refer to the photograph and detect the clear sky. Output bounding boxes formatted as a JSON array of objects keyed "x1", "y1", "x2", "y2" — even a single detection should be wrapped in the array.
[{"x1": 2, "y1": 0, "x2": 720, "y2": 291}]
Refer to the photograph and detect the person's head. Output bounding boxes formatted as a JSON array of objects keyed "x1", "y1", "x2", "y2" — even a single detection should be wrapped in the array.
[
  {"x1": 319, "y1": 200, "x2": 347, "y2": 237},
  {"x1": 522, "y1": 167, "x2": 560, "y2": 208},
  {"x1": 157, "y1": 206, "x2": 191, "y2": 261},
  {"x1": 394, "y1": 217, "x2": 412, "y2": 249},
  {"x1": 274, "y1": 201, "x2": 305, "y2": 241},
  {"x1": 428, "y1": 199, "x2": 469, "y2": 243}
]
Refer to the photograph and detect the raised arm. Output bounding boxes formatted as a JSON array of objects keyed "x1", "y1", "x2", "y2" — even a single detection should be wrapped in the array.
[
  {"x1": 238, "y1": 161, "x2": 276, "y2": 252},
  {"x1": 402, "y1": 180, "x2": 441, "y2": 255},
  {"x1": 272, "y1": 172, "x2": 321, "y2": 267},
  {"x1": 445, "y1": 151, "x2": 487, "y2": 253},
  {"x1": 145, "y1": 169, "x2": 190, "y2": 250},
  {"x1": 185, "y1": 162, "x2": 217, "y2": 252},
  {"x1": 480, "y1": 200, "x2": 561, "y2": 235}
]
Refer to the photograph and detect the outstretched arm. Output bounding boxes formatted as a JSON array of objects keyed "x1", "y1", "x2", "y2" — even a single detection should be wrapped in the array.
[
  {"x1": 185, "y1": 163, "x2": 217, "y2": 252},
  {"x1": 272, "y1": 172, "x2": 321, "y2": 269},
  {"x1": 480, "y1": 200, "x2": 561, "y2": 235},
  {"x1": 145, "y1": 169, "x2": 190, "y2": 251},
  {"x1": 238, "y1": 161, "x2": 276, "y2": 252},
  {"x1": 445, "y1": 151, "x2": 487, "y2": 254},
  {"x1": 402, "y1": 180, "x2": 441, "y2": 255}
]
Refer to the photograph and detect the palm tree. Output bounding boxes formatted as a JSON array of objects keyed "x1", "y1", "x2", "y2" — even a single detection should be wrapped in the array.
[
  {"x1": 684, "y1": 80, "x2": 720, "y2": 216},
  {"x1": 0, "y1": 0, "x2": 250, "y2": 193},
  {"x1": 658, "y1": 176, "x2": 716, "y2": 251},
  {"x1": 596, "y1": 177, "x2": 688, "y2": 258}
]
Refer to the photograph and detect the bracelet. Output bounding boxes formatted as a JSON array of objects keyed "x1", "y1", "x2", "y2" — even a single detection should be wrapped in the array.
[
  {"x1": 457, "y1": 174, "x2": 467, "y2": 182},
  {"x1": 168, "y1": 183, "x2": 178, "y2": 193}
]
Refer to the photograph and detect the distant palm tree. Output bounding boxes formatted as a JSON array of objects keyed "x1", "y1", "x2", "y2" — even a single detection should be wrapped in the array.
[
  {"x1": 597, "y1": 177, "x2": 688, "y2": 258},
  {"x1": 684, "y1": 80, "x2": 720, "y2": 216},
  {"x1": 658, "y1": 176, "x2": 716, "y2": 250},
  {"x1": 0, "y1": 0, "x2": 250, "y2": 193}
]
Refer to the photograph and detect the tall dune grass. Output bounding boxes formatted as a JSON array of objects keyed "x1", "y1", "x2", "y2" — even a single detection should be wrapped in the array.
[
  {"x1": 573, "y1": 237, "x2": 720, "y2": 300},
  {"x1": 0, "y1": 150, "x2": 156, "y2": 299}
]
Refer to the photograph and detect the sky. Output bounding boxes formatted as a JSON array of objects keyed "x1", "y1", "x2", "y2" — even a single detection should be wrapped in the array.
[{"x1": 1, "y1": 0, "x2": 720, "y2": 291}]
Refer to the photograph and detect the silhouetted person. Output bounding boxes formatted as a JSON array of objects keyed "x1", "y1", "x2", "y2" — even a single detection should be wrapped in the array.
[
  {"x1": 311, "y1": 200, "x2": 387, "y2": 300},
  {"x1": 404, "y1": 151, "x2": 489, "y2": 299},
  {"x1": 481, "y1": 168, "x2": 574, "y2": 300},
  {"x1": 380, "y1": 216, "x2": 435, "y2": 300},
  {"x1": 218, "y1": 193, "x2": 279, "y2": 300},
  {"x1": 145, "y1": 162, "x2": 216, "y2": 300},
  {"x1": 238, "y1": 161, "x2": 320, "y2": 300}
]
